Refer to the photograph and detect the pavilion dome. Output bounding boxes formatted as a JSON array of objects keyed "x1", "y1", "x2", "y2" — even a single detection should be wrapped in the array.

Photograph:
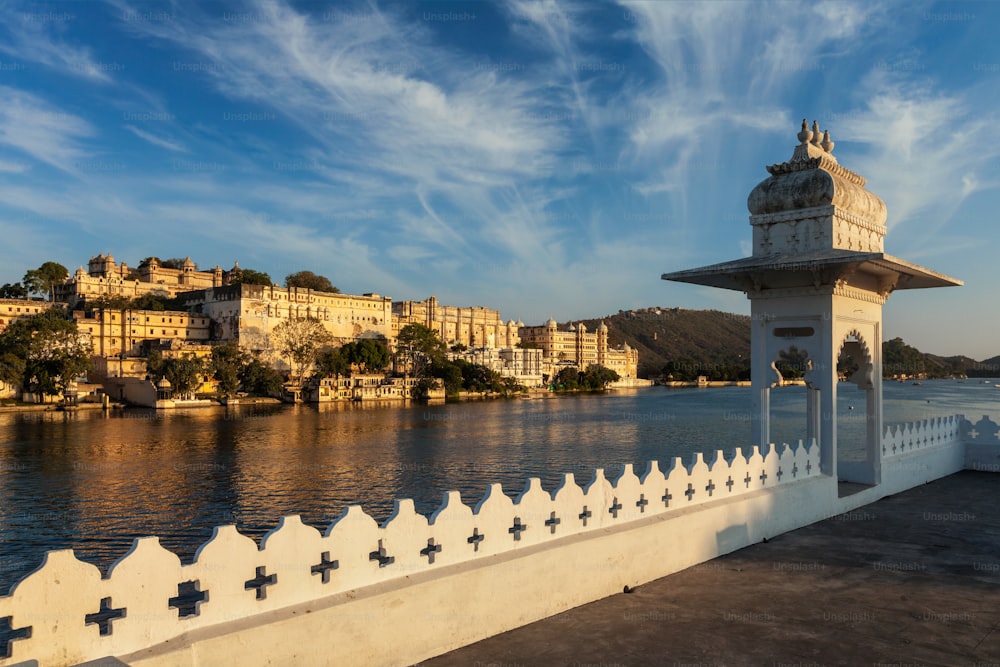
[{"x1": 747, "y1": 119, "x2": 887, "y2": 226}]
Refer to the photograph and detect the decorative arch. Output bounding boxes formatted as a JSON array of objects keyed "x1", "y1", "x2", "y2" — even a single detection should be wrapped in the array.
[{"x1": 837, "y1": 329, "x2": 874, "y2": 389}]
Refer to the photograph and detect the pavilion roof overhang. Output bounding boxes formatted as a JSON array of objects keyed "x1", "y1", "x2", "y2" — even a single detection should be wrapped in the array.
[{"x1": 661, "y1": 249, "x2": 962, "y2": 292}]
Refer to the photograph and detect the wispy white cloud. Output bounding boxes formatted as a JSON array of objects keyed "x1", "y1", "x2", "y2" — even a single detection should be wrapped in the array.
[
  {"x1": 0, "y1": 10, "x2": 113, "y2": 82},
  {"x1": 837, "y1": 74, "x2": 1000, "y2": 252},
  {"x1": 124, "y1": 125, "x2": 186, "y2": 152},
  {"x1": 0, "y1": 87, "x2": 93, "y2": 172}
]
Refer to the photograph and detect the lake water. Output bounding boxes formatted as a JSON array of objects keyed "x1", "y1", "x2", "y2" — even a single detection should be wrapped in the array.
[{"x1": 1, "y1": 380, "x2": 998, "y2": 593}]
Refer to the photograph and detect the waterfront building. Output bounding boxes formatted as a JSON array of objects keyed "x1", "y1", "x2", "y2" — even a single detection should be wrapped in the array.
[
  {"x1": 392, "y1": 296, "x2": 521, "y2": 349},
  {"x1": 180, "y1": 283, "x2": 393, "y2": 365},
  {"x1": 448, "y1": 346, "x2": 545, "y2": 387},
  {"x1": 72, "y1": 308, "x2": 212, "y2": 359},
  {"x1": 518, "y1": 318, "x2": 639, "y2": 381}
]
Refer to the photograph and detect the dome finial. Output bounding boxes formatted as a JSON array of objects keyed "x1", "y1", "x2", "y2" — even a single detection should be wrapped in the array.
[
  {"x1": 821, "y1": 129, "x2": 834, "y2": 153},
  {"x1": 797, "y1": 118, "x2": 812, "y2": 145},
  {"x1": 811, "y1": 120, "x2": 822, "y2": 146}
]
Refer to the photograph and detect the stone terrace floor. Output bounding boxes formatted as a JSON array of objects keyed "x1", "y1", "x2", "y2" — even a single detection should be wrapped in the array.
[{"x1": 421, "y1": 470, "x2": 1000, "y2": 667}]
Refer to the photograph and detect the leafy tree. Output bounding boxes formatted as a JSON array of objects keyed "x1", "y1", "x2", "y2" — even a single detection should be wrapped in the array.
[
  {"x1": 147, "y1": 349, "x2": 205, "y2": 399},
  {"x1": 554, "y1": 366, "x2": 580, "y2": 390},
  {"x1": 87, "y1": 295, "x2": 131, "y2": 311},
  {"x1": 271, "y1": 317, "x2": 333, "y2": 381},
  {"x1": 0, "y1": 310, "x2": 92, "y2": 397},
  {"x1": 450, "y1": 343, "x2": 468, "y2": 352},
  {"x1": 429, "y1": 358, "x2": 464, "y2": 396},
  {"x1": 581, "y1": 364, "x2": 619, "y2": 390},
  {"x1": 396, "y1": 323, "x2": 446, "y2": 377},
  {"x1": 410, "y1": 376, "x2": 440, "y2": 401},
  {"x1": 344, "y1": 337, "x2": 390, "y2": 373},
  {"x1": 138, "y1": 256, "x2": 161, "y2": 268},
  {"x1": 22, "y1": 262, "x2": 68, "y2": 301},
  {"x1": 211, "y1": 341, "x2": 247, "y2": 397},
  {"x1": 160, "y1": 258, "x2": 192, "y2": 270},
  {"x1": 130, "y1": 293, "x2": 168, "y2": 311},
  {"x1": 314, "y1": 346, "x2": 350, "y2": 379},
  {"x1": 285, "y1": 270, "x2": 338, "y2": 293},
  {"x1": 230, "y1": 268, "x2": 272, "y2": 286},
  {"x1": 240, "y1": 358, "x2": 285, "y2": 396},
  {"x1": 0, "y1": 283, "x2": 27, "y2": 299}
]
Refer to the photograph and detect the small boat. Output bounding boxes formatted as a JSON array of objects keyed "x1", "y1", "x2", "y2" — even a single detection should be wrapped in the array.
[{"x1": 912, "y1": 382, "x2": 923, "y2": 386}]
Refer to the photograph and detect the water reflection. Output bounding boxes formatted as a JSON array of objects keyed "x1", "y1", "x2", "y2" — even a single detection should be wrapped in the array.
[{"x1": 0, "y1": 381, "x2": 997, "y2": 592}]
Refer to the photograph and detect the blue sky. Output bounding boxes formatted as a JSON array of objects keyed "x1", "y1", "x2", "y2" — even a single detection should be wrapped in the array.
[{"x1": 1, "y1": 1, "x2": 998, "y2": 359}]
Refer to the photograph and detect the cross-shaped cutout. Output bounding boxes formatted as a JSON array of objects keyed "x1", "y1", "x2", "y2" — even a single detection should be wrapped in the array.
[
  {"x1": 725, "y1": 476, "x2": 734, "y2": 492},
  {"x1": 579, "y1": 506, "x2": 592, "y2": 526},
  {"x1": 661, "y1": 489, "x2": 672, "y2": 507},
  {"x1": 892, "y1": 442, "x2": 898, "y2": 454},
  {"x1": 608, "y1": 497, "x2": 623, "y2": 518},
  {"x1": 311, "y1": 551, "x2": 339, "y2": 584},
  {"x1": 369, "y1": 540, "x2": 395, "y2": 567},
  {"x1": 509, "y1": 517, "x2": 527, "y2": 541},
  {"x1": 806, "y1": 460, "x2": 813, "y2": 474},
  {"x1": 168, "y1": 580, "x2": 207, "y2": 618},
  {"x1": 0, "y1": 615, "x2": 31, "y2": 658},
  {"x1": 684, "y1": 483, "x2": 695, "y2": 501},
  {"x1": 468, "y1": 528, "x2": 485, "y2": 552},
  {"x1": 776, "y1": 467, "x2": 784, "y2": 482},
  {"x1": 420, "y1": 539, "x2": 442, "y2": 564},
  {"x1": 636, "y1": 494, "x2": 649, "y2": 513},
  {"x1": 743, "y1": 472, "x2": 752, "y2": 488},
  {"x1": 85, "y1": 597, "x2": 126, "y2": 636},
  {"x1": 245, "y1": 566, "x2": 277, "y2": 600},
  {"x1": 545, "y1": 511, "x2": 561, "y2": 534},
  {"x1": 759, "y1": 471, "x2": 768, "y2": 486},
  {"x1": 705, "y1": 480, "x2": 716, "y2": 497},
  {"x1": 792, "y1": 463, "x2": 799, "y2": 478}
]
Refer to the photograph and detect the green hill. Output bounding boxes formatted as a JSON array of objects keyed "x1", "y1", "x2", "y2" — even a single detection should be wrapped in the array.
[
  {"x1": 572, "y1": 307, "x2": 751, "y2": 380},
  {"x1": 560, "y1": 308, "x2": 996, "y2": 380}
]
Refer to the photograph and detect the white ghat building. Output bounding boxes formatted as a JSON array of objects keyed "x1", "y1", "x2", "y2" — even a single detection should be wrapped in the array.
[{"x1": 0, "y1": 122, "x2": 993, "y2": 667}]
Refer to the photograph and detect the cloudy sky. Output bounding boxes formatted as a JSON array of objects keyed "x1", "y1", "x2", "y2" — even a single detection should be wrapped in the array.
[{"x1": 1, "y1": 1, "x2": 998, "y2": 358}]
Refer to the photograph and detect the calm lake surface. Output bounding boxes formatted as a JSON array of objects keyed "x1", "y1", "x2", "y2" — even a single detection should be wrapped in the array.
[{"x1": 1, "y1": 380, "x2": 998, "y2": 592}]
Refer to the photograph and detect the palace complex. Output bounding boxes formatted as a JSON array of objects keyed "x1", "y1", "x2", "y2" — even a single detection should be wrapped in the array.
[
  {"x1": 518, "y1": 317, "x2": 639, "y2": 380},
  {"x1": 2, "y1": 253, "x2": 641, "y2": 398}
]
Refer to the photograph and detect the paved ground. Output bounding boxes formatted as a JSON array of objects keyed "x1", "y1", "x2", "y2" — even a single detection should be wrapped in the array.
[{"x1": 421, "y1": 471, "x2": 1000, "y2": 667}]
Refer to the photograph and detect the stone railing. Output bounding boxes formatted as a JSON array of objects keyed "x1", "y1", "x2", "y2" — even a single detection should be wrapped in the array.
[
  {"x1": 0, "y1": 441, "x2": 819, "y2": 666},
  {"x1": 882, "y1": 415, "x2": 963, "y2": 458}
]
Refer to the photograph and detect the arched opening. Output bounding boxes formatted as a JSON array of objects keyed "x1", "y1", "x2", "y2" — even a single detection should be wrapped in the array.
[
  {"x1": 835, "y1": 331, "x2": 879, "y2": 493},
  {"x1": 766, "y1": 345, "x2": 813, "y2": 453}
]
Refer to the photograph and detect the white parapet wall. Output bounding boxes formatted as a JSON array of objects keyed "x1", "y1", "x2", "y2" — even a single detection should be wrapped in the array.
[{"x1": 0, "y1": 414, "x2": 995, "y2": 666}]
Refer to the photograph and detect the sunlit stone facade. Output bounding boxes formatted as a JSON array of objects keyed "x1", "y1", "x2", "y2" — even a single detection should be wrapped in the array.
[
  {"x1": 392, "y1": 296, "x2": 521, "y2": 349},
  {"x1": 518, "y1": 318, "x2": 639, "y2": 380}
]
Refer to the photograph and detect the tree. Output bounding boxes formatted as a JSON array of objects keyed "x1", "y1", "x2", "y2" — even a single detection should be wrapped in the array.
[
  {"x1": 230, "y1": 268, "x2": 272, "y2": 286},
  {"x1": 271, "y1": 317, "x2": 333, "y2": 381},
  {"x1": 581, "y1": 364, "x2": 619, "y2": 390},
  {"x1": 130, "y1": 293, "x2": 168, "y2": 311},
  {"x1": 554, "y1": 366, "x2": 580, "y2": 390},
  {"x1": 211, "y1": 341, "x2": 247, "y2": 397},
  {"x1": 22, "y1": 262, "x2": 68, "y2": 301},
  {"x1": 313, "y1": 346, "x2": 350, "y2": 379},
  {"x1": 396, "y1": 324, "x2": 446, "y2": 377},
  {"x1": 0, "y1": 283, "x2": 27, "y2": 299},
  {"x1": 0, "y1": 310, "x2": 92, "y2": 398},
  {"x1": 344, "y1": 337, "x2": 390, "y2": 373},
  {"x1": 240, "y1": 358, "x2": 285, "y2": 396},
  {"x1": 147, "y1": 349, "x2": 204, "y2": 399},
  {"x1": 285, "y1": 270, "x2": 338, "y2": 293},
  {"x1": 429, "y1": 358, "x2": 464, "y2": 396},
  {"x1": 160, "y1": 258, "x2": 192, "y2": 270}
]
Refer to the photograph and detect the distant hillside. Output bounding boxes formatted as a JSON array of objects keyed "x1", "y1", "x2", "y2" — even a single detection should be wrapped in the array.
[
  {"x1": 562, "y1": 307, "x2": 997, "y2": 380},
  {"x1": 572, "y1": 307, "x2": 751, "y2": 379}
]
